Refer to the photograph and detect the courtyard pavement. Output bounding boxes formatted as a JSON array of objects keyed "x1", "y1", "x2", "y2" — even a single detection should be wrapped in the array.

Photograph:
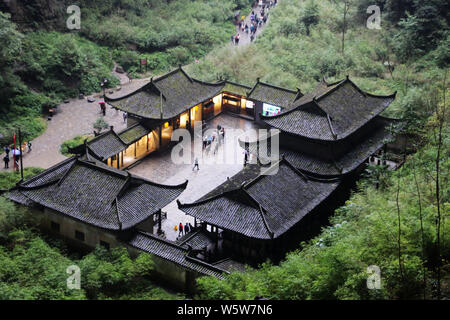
[
  {"x1": 129, "y1": 113, "x2": 262, "y2": 241},
  {"x1": 7, "y1": 78, "x2": 150, "y2": 171}
]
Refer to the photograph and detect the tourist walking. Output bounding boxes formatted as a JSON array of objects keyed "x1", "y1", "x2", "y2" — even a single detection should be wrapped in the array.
[
  {"x1": 4, "y1": 145, "x2": 10, "y2": 157},
  {"x1": 100, "y1": 101, "x2": 106, "y2": 116},
  {"x1": 179, "y1": 223, "x2": 184, "y2": 236},
  {"x1": 185, "y1": 223, "x2": 190, "y2": 234},
  {"x1": 244, "y1": 149, "x2": 249, "y2": 166},
  {"x1": 27, "y1": 141, "x2": 32, "y2": 152},
  {"x1": 193, "y1": 157, "x2": 199, "y2": 171},
  {"x1": 3, "y1": 154, "x2": 9, "y2": 169},
  {"x1": 235, "y1": 33, "x2": 240, "y2": 45},
  {"x1": 123, "y1": 112, "x2": 127, "y2": 123}
]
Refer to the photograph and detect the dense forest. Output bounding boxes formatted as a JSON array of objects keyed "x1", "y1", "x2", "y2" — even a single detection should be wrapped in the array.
[{"x1": 0, "y1": 0, "x2": 449, "y2": 299}]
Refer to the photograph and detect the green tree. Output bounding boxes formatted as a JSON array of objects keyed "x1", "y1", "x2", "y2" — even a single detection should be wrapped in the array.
[
  {"x1": 300, "y1": 0, "x2": 320, "y2": 35},
  {"x1": 93, "y1": 117, "x2": 109, "y2": 134}
]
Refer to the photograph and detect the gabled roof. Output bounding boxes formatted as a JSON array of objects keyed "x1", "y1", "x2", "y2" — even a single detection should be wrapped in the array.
[
  {"x1": 247, "y1": 80, "x2": 299, "y2": 109},
  {"x1": 127, "y1": 231, "x2": 228, "y2": 278},
  {"x1": 85, "y1": 123, "x2": 152, "y2": 161},
  {"x1": 248, "y1": 116, "x2": 398, "y2": 177},
  {"x1": 222, "y1": 80, "x2": 253, "y2": 97},
  {"x1": 178, "y1": 160, "x2": 339, "y2": 240},
  {"x1": 6, "y1": 157, "x2": 187, "y2": 231},
  {"x1": 262, "y1": 77, "x2": 396, "y2": 141},
  {"x1": 118, "y1": 123, "x2": 151, "y2": 145},
  {"x1": 106, "y1": 67, "x2": 224, "y2": 120},
  {"x1": 87, "y1": 129, "x2": 127, "y2": 161}
]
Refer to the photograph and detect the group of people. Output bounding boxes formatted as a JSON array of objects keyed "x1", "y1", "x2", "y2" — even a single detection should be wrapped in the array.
[
  {"x1": 202, "y1": 125, "x2": 225, "y2": 150},
  {"x1": 203, "y1": 125, "x2": 225, "y2": 155},
  {"x1": 3, "y1": 143, "x2": 31, "y2": 170},
  {"x1": 193, "y1": 125, "x2": 226, "y2": 171},
  {"x1": 175, "y1": 222, "x2": 194, "y2": 238},
  {"x1": 232, "y1": 0, "x2": 277, "y2": 45}
]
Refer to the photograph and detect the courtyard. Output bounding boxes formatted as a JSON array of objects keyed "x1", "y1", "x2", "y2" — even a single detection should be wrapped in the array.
[{"x1": 129, "y1": 113, "x2": 263, "y2": 241}]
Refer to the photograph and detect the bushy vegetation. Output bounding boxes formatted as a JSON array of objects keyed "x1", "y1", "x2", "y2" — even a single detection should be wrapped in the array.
[
  {"x1": 0, "y1": 12, "x2": 119, "y2": 146},
  {"x1": 0, "y1": 169, "x2": 183, "y2": 300},
  {"x1": 60, "y1": 135, "x2": 93, "y2": 156},
  {"x1": 77, "y1": 0, "x2": 252, "y2": 74}
]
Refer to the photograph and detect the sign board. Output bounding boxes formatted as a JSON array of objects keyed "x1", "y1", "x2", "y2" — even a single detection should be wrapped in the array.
[{"x1": 140, "y1": 59, "x2": 147, "y2": 65}]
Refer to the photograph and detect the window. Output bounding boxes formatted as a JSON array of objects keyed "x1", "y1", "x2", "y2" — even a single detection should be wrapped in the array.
[
  {"x1": 100, "y1": 240, "x2": 110, "y2": 250},
  {"x1": 75, "y1": 230, "x2": 85, "y2": 242},
  {"x1": 51, "y1": 221, "x2": 60, "y2": 233}
]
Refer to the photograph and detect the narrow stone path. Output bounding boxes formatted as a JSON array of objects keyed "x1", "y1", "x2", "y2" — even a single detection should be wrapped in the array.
[{"x1": 231, "y1": 1, "x2": 278, "y2": 47}]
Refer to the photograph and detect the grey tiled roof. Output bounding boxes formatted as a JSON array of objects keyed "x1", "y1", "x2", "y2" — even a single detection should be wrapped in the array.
[
  {"x1": 248, "y1": 81, "x2": 299, "y2": 108},
  {"x1": 127, "y1": 231, "x2": 227, "y2": 278},
  {"x1": 179, "y1": 160, "x2": 339, "y2": 240},
  {"x1": 250, "y1": 117, "x2": 397, "y2": 177},
  {"x1": 118, "y1": 123, "x2": 151, "y2": 144},
  {"x1": 6, "y1": 158, "x2": 187, "y2": 231},
  {"x1": 178, "y1": 230, "x2": 214, "y2": 250},
  {"x1": 262, "y1": 78, "x2": 396, "y2": 141},
  {"x1": 263, "y1": 105, "x2": 335, "y2": 140},
  {"x1": 106, "y1": 67, "x2": 224, "y2": 120},
  {"x1": 213, "y1": 258, "x2": 247, "y2": 273},
  {"x1": 317, "y1": 80, "x2": 395, "y2": 139},
  {"x1": 222, "y1": 81, "x2": 252, "y2": 97},
  {"x1": 87, "y1": 130, "x2": 127, "y2": 160}
]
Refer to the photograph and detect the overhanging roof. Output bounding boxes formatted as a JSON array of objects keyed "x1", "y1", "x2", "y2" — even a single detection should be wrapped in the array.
[
  {"x1": 262, "y1": 77, "x2": 396, "y2": 141},
  {"x1": 178, "y1": 159, "x2": 339, "y2": 240},
  {"x1": 6, "y1": 157, "x2": 187, "y2": 231}
]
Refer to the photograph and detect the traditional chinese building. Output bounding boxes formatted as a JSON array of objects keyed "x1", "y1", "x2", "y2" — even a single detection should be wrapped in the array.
[{"x1": 5, "y1": 67, "x2": 400, "y2": 291}]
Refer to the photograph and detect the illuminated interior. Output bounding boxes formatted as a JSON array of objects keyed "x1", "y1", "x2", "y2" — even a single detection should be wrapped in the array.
[
  {"x1": 161, "y1": 121, "x2": 173, "y2": 146},
  {"x1": 107, "y1": 131, "x2": 159, "y2": 169},
  {"x1": 213, "y1": 94, "x2": 223, "y2": 116},
  {"x1": 179, "y1": 111, "x2": 189, "y2": 129},
  {"x1": 190, "y1": 104, "x2": 202, "y2": 128}
]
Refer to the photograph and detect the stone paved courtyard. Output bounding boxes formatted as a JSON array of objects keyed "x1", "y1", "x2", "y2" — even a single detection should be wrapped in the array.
[{"x1": 129, "y1": 113, "x2": 262, "y2": 241}]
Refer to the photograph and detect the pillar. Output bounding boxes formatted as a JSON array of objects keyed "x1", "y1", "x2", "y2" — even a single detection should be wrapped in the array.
[{"x1": 158, "y1": 209, "x2": 162, "y2": 234}]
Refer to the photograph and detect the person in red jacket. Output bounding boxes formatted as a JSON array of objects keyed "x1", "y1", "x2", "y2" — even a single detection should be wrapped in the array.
[{"x1": 179, "y1": 223, "x2": 184, "y2": 236}]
